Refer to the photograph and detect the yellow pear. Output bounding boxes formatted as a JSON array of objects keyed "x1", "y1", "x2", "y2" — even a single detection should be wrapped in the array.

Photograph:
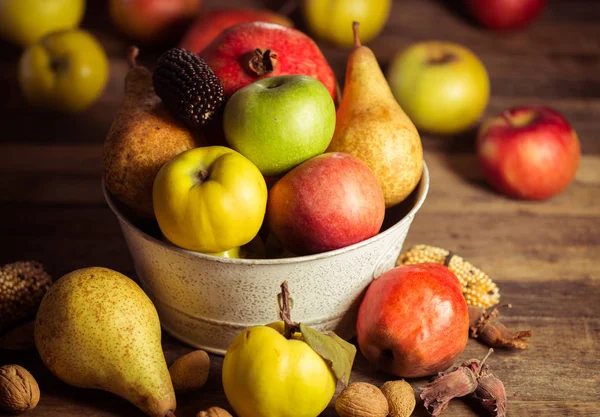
[
  {"x1": 34, "y1": 267, "x2": 176, "y2": 417},
  {"x1": 327, "y1": 23, "x2": 423, "y2": 207},
  {"x1": 103, "y1": 47, "x2": 203, "y2": 218}
]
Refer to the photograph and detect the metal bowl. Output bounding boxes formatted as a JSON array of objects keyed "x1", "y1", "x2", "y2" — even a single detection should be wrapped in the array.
[{"x1": 104, "y1": 163, "x2": 429, "y2": 355}]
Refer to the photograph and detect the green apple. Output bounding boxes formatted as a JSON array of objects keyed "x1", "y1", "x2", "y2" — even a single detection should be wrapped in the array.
[
  {"x1": 387, "y1": 41, "x2": 490, "y2": 135},
  {"x1": 0, "y1": 0, "x2": 85, "y2": 47},
  {"x1": 18, "y1": 29, "x2": 109, "y2": 113},
  {"x1": 223, "y1": 75, "x2": 336, "y2": 177}
]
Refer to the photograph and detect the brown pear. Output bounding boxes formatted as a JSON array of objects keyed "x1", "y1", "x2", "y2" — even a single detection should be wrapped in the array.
[
  {"x1": 327, "y1": 23, "x2": 423, "y2": 207},
  {"x1": 103, "y1": 47, "x2": 204, "y2": 218}
]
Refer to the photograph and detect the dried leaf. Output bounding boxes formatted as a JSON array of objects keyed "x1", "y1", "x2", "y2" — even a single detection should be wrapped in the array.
[{"x1": 299, "y1": 323, "x2": 356, "y2": 387}]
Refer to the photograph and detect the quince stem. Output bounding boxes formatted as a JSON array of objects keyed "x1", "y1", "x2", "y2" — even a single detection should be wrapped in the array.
[
  {"x1": 128, "y1": 46, "x2": 139, "y2": 69},
  {"x1": 280, "y1": 281, "x2": 300, "y2": 339}
]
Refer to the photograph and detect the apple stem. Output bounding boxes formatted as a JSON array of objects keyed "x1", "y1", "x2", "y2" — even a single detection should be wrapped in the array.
[
  {"x1": 353, "y1": 22, "x2": 362, "y2": 48},
  {"x1": 501, "y1": 111, "x2": 513, "y2": 127},
  {"x1": 478, "y1": 348, "x2": 494, "y2": 376},
  {"x1": 280, "y1": 281, "x2": 299, "y2": 339},
  {"x1": 128, "y1": 46, "x2": 139, "y2": 69},
  {"x1": 277, "y1": 0, "x2": 298, "y2": 16}
]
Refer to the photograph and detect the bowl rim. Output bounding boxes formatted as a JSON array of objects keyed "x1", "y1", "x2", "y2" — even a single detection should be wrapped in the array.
[{"x1": 103, "y1": 162, "x2": 429, "y2": 265}]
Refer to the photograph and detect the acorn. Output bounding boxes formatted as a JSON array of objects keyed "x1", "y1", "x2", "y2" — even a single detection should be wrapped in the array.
[
  {"x1": 153, "y1": 48, "x2": 224, "y2": 128},
  {"x1": 0, "y1": 261, "x2": 52, "y2": 334}
]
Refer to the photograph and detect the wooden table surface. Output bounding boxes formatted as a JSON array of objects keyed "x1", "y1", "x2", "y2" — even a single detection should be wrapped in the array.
[{"x1": 1, "y1": 1, "x2": 599, "y2": 416}]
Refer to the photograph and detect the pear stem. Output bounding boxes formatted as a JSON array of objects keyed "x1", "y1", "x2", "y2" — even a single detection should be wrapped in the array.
[
  {"x1": 127, "y1": 46, "x2": 139, "y2": 69},
  {"x1": 280, "y1": 281, "x2": 299, "y2": 339},
  {"x1": 353, "y1": 21, "x2": 362, "y2": 48}
]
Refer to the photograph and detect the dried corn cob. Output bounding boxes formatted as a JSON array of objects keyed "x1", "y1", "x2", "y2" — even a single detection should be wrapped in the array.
[
  {"x1": 397, "y1": 245, "x2": 500, "y2": 308},
  {"x1": 0, "y1": 261, "x2": 52, "y2": 333}
]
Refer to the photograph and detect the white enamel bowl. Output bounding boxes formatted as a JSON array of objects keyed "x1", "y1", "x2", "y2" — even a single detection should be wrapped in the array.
[{"x1": 104, "y1": 163, "x2": 429, "y2": 355}]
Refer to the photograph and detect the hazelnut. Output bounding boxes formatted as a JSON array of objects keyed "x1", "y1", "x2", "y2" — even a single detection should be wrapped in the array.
[
  {"x1": 169, "y1": 350, "x2": 211, "y2": 393},
  {"x1": 0, "y1": 364, "x2": 40, "y2": 414},
  {"x1": 196, "y1": 406, "x2": 233, "y2": 417}
]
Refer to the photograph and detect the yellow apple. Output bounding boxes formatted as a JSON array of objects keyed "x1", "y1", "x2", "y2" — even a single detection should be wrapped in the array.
[
  {"x1": 302, "y1": 0, "x2": 391, "y2": 48},
  {"x1": 222, "y1": 322, "x2": 336, "y2": 417},
  {"x1": 18, "y1": 29, "x2": 109, "y2": 113},
  {"x1": 153, "y1": 146, "x2": 268, "y2": 253},
  {"x1": 0, "y1": 0, "x2": 85, "y2": 47},
  {"x1": 387, "y1": 41, "x2": 490, "y2": 135}
]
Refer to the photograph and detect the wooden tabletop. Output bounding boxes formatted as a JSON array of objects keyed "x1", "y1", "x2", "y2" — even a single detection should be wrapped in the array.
[{"x1": 1, "y1": 0, "x2": 599, "y2": 416}]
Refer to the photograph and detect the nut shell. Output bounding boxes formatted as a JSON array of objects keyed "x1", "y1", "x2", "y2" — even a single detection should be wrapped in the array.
[
  {"x1": 380, "y1": 380, "x2": 416, "y2": 417},
  {"x1": 335, "y1": 382, "x2": 389, "y2": 417},
  {"x1": 169, "y1": 350, "x2": 210, "y2": 393},
  {"x1": 196, "y1": 406, "x2": 233, "y2": 417},
  {"x1": 0, "y1": 364, "x2": 40, "y2": 414}
]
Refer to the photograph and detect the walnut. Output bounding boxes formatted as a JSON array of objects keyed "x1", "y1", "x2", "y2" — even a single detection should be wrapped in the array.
[
  {"x1": 196, "y1": 406, "x2": 233, "y2": 417},
  {"x1": 335, "y1": 382, "x2": 389, "y2": 417},
  {"x1": 0, "y1": 365, "x2": 40, "y2": 414}
]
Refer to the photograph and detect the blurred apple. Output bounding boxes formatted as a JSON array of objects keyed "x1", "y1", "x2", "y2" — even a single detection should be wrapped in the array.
[
  {"x1": 109, "y1": 0, "x2": 202, "y2": 45},
  {"x1": 387, "y1": 41, "x2": 489, "y2": 135},
  {"x1": 0, "y1": 0, "x2": 85, "y2": 47},
  {"x1": 18, "y1": 29, "x2": 109, "y2": 113},
  {"x1": 465, "y1": 0, "x2": 546, "y2": 31},
  {"x1": 476, "y1": 106, "x2": 580, "y2": 200},
  {"x1": 302, "y1": 0, "x2": 391, "y2": 48},
  {"x1": 179, "y1": 8, "x2": 293, "y2": 54}
]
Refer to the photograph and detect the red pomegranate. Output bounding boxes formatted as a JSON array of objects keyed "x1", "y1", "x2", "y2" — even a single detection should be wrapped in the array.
[
  {"x1": 357, "y1": 263, "x2": 469, "y2": 378},
  {"x1": 201, "y1": 22, "x2": 337, "y2": 101}
]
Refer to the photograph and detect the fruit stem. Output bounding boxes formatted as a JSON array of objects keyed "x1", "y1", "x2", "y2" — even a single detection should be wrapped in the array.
[
  {"x1": 277, "y1": 0, "x2": 298, "y2": 16},
  {"x1": 501, "y1": 110, "x2": 513, "y2": 127},
  {"x1": 197, "y1": 169, "x2": 209, "y2": 183},
  {"x1": 353, "y1": 22, "x2": 362, "y2": 48},
  {"x1": 280, "y1": 281, "x2": 300, "y2": 339},
  {"x1": 128, "y1": 46, "x2": 139, "y2": 69},
  {"x1": 478, "y1": 348, "x2": 494, "y2": 376}
]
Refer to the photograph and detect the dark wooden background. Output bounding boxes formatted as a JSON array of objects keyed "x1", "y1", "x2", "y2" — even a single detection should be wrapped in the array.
[{"x1": 1, "y1": 0, "x2": 599, "y2": 416}]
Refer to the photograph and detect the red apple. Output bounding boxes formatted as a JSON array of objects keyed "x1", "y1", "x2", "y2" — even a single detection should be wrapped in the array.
[
  {"x1": 201, "y1": 22, "x2": 337, "y2": 101},
  {"x1": 357, "y1": 263, "x2": 469, "y2": 378},
  {"x1": 179, "y1": 8, "x2": 293, "y2": 54},
  {"x1": 267, "y1": 152, "x2": 385, "y2": 255},
  {"x1": 476, "y1": 106, "x2": 580, "y2": 200},
  {"x1": 465, "y1": 0, "x2": 546, "y2": 30},
  {"x1": 109, "y1": 0, "x2": 202, "y2": 44}
]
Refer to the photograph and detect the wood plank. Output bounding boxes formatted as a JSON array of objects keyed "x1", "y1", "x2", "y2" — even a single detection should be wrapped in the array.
[
  {"x1": 2, "y1": 315, "x2": 599, "y2": 417},
  {"x1": 1, "y1": 146, "x2": 598, "y2": 217}
]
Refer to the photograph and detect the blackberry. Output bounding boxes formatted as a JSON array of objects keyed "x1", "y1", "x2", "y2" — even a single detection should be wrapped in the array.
[{"x1": 153, "y1": 48, "x2": 224, "y2": 127}]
